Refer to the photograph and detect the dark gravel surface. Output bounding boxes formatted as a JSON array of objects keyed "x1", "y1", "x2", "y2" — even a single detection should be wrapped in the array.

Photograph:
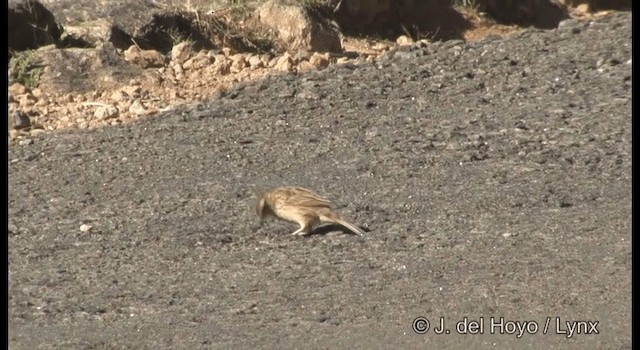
[{"x1": 9, "y1": 12, "x2": 631, "y2": 349}]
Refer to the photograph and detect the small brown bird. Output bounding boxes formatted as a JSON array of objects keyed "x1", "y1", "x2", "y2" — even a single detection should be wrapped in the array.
[{"x1": 255, "y1": 186, "x2": 365, "y2": 236}]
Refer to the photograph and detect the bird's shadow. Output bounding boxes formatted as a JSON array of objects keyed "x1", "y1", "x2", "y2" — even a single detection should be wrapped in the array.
[{"x1": 309, "y1": 223, "x2": 371, "y2": 236}]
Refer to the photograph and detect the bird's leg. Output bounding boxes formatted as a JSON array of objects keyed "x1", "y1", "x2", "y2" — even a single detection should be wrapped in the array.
[
  {"x1": 291, "y1": 223, "x2": 312, "y2": 236},
  {"x1": 296, "y1": 229, "x2": 312, "y2": 236}
]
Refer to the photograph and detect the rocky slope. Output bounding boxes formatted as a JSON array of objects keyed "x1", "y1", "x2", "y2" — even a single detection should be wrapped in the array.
[{"x1": 9, "y1": 11, "x2": 631, "y2": 349}]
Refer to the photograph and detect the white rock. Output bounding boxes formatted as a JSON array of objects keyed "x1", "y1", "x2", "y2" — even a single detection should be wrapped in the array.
[{"x1": 94, "y1": 104, "x2": 119, "y2": 120}]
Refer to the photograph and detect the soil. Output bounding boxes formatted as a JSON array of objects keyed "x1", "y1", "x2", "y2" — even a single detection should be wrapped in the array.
[{"x1": 8, "y1": 9, "x2": 631, "y2": 350}]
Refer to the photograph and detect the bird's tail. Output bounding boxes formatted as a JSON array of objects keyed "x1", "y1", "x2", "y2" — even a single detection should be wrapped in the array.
[
  {"x1": 336, "y1": 219, "x2": 365, "y2": 236},
  {"x1": 320, "y1": 212, "x2": 365, "y2": 236}
]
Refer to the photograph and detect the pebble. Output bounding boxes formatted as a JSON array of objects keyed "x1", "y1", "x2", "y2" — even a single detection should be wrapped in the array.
[
  {"x1": 129, "y1": 99, "x2": 147, "y2": 115},
  {"x1": 12, "y1": 110, "x2": 31, "y2": 130}
]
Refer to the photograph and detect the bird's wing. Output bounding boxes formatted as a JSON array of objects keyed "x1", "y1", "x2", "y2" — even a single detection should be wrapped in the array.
[{"x1": 288, "y1": 187, "x2": 333, "y2": 208}]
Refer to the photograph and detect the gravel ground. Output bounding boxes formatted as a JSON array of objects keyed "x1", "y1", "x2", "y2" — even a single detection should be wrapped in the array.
[{"x1": 9, "y1": 12, "x2": 631, "y2": 349}]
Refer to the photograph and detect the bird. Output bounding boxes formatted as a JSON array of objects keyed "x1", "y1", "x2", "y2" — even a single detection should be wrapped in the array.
[{"x1": 255, "y1": 186, "x2": 365, "y2": 236}]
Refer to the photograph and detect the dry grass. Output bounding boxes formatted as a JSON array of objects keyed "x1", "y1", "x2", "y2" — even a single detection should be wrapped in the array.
[{"x1": 164, "y1": 0, "x2": 338, "y2": 17}]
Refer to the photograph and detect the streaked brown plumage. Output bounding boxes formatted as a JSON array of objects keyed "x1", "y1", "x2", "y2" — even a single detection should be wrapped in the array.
[{"x1": 255, "y1": 186, "x2": 365, "y2": 236}]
